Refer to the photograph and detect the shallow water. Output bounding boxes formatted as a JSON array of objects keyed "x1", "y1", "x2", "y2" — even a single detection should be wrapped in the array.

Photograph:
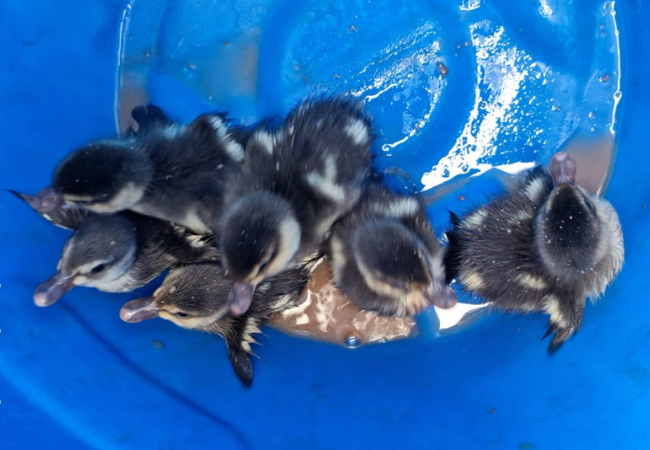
[{"x1": 114, "y1": 0, "x2": 622, "y2": 344}]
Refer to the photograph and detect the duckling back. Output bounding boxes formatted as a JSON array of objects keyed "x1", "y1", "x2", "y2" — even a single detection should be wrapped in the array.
[{"x1": 127, "y1": 112, "x2": 248, "y2": 233}]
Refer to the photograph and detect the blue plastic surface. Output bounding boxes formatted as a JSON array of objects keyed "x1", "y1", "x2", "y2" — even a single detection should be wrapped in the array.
[{"x1": 1, "y1": 0, "x2": 649, "y2": 449}]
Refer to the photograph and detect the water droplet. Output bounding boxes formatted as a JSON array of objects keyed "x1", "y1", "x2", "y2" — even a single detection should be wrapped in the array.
[
  {"x1": 436, "y1": 61, "x2": 449, "y2": 77},
  {"x1": 183, "y1": 63, "x2": 197, "y2": 80},
  {"x1": 345, "y1": 334, "x2": 361, "y2": 348},
  {"x1": 169, "y1": 285, "x2": 177, "y2": 294},
  {"x1": 588, "y1": 111, "x2": 596, "y2": 118}
]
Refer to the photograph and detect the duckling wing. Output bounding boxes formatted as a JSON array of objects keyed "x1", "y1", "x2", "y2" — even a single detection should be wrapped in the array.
[{"x1": 129, "y1": 213, "x2": 219, "y2": 265}]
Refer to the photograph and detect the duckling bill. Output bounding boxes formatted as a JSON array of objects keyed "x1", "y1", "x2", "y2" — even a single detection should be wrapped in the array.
[
  {"x1": 120, "y1": 263, "x2": 309, "y2": 387},
  {"x1": 9, "y1": 189, "x2": 217, "y2": 306},
  {"x1": 446, "y1": 152, "x2": 624, "y2": 351}
]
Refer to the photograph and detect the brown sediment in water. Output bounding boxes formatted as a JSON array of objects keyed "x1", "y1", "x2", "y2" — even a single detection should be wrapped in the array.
[
  {"x1": 116, "y1": 76, "x2": 149, "y2": 135},
  {"x1": 561, "y1": 133, "x2": 615, "y2": 196},
  {"x1": 270, "y1": 258, "x2": 417, "y2": 347}
]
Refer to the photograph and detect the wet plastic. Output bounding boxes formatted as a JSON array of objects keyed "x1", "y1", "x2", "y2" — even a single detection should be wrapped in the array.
[{"x1": 1, "y1": 0, "x2": 649, "y2": 448}]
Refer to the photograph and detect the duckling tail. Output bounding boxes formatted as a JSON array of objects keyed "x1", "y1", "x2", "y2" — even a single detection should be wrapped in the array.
[
  {"x1": 227, "y1": 344, "x2": 254, "y2": 388},
  {"x1": 225, "y1": 317, "x2": 256, "y2": 387}
]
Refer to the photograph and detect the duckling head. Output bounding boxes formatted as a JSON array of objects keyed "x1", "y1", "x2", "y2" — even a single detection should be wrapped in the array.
[
  {"x1": 33, "y1": 214, "x2": 138, "y2": 306},
  {"x1": 535, "y1": 152, "x2": 624, "y2": 289},
  {"x1": 119, "y1": 263, "x2": 232, "y2": 329},
  {"x1": 46, "y1": 141, "x2": 152, "y2": 214},
  {"x1": 353, "y1": 220, "x2": 457, "y2": 313},
  {"x1": 220, "y1": 192, "x2": 301, "y2": 316}
]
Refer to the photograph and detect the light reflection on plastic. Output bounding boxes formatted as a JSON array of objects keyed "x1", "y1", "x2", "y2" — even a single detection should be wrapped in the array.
[
  {"x1": 538, "y1": 0, "x2": 554, "y2": 18},
  {"x1": 351, "y1": 24, "x2": 445, "y2": 152},
  {"x1": 459, "y1": 0, "x2": 482, "y2": 11},
  {"x1": 435, "y1": 302, "x2": 490, "y2": 331},
  {"x1": 610, "y1": 1, "x2": 622, "y2": 136},
  {"x1": 421, "y1": 24, "x2": 530, "y2": 190}
]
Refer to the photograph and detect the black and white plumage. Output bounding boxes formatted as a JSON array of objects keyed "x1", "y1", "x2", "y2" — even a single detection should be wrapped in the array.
[
  {"x1": 10, "y1": 190, "x2": 217, "y2": 306},
  {"x1": 35, "y1": 105, "x2": 247, "y2": 234},
  {"x1": 329, "y1": 183, "x2": 456, "y2": 317},
  {"x1": 119, "y1": 262, "x2": 309, "y2": 387},
  {"x1": 219, "y1": 96, "x2": 373, "y2": 316},
  {"x1": 445, "y1": 152, "x2": 624, "y2": 351}
]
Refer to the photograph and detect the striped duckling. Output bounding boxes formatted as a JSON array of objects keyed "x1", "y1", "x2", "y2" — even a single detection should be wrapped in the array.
[
  {"x1": 329, "y1": 183, "x2": 456, "y2": 317},
  {"x1": 445, "y1": 152, "x2": 624, "y2": 351}
]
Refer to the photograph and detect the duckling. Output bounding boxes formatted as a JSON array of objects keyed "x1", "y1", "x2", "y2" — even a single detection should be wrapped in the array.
[
  {"x1": 445, "y1": 152, "x2": 624, "y2": 351},
  {"x1": 328, "y1": 183, "x2": 456, "y2": 317},
  {"x1": 220, "y1": 96, "x2": 373, "y2": 316},
  {"x1": 120, "y1": 262, "x2": 309, "y2": 387},
  {"x1": 34, "y1": 105, "x2": 247, "y2": 234},
  {"x1": 9, "y1": 189, "x2": 217, "y2": 306}
]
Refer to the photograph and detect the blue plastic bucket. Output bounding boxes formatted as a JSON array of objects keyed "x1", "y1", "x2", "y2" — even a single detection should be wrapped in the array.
[{"x1": 1, "y1": 0, "x2": 648, "y2": 448}]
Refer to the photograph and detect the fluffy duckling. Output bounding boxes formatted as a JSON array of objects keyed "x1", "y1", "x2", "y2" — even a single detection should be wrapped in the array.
[
  {"x1": 120, "y1": 262, "x2": 309, "y2": 387},
  {"x1": 329, "y1": 183, "x2": 456, "y2": 317},
  {"x1": 10, "y1": 190, "x2": 217, "y2": 306},
  {"x1": 446, "y1": 152, "x2": 624, "y2": 351},
  {"x1": 34, "y1": 105, "x2": 246, "y2": 234},
  {"x1": 220, "y1": 96, "x2": 373, "y2": 316}
]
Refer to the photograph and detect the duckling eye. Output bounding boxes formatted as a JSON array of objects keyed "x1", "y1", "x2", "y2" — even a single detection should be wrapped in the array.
[
  {"x1": 584, "y1": 199, "x2": 596, "y2": 214},
  {"x1": 174, "y1": 312, "x2": 190, "y2": 318},
  {"x1": 91, "y1": 263, "x2": 107, "y2": 274},
  {"x1": 258, "y1": 247, "x2": 279, "y2": 274},
  {"x1": 258, "y1": 260, "x2": 271, "y2": 274}
]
